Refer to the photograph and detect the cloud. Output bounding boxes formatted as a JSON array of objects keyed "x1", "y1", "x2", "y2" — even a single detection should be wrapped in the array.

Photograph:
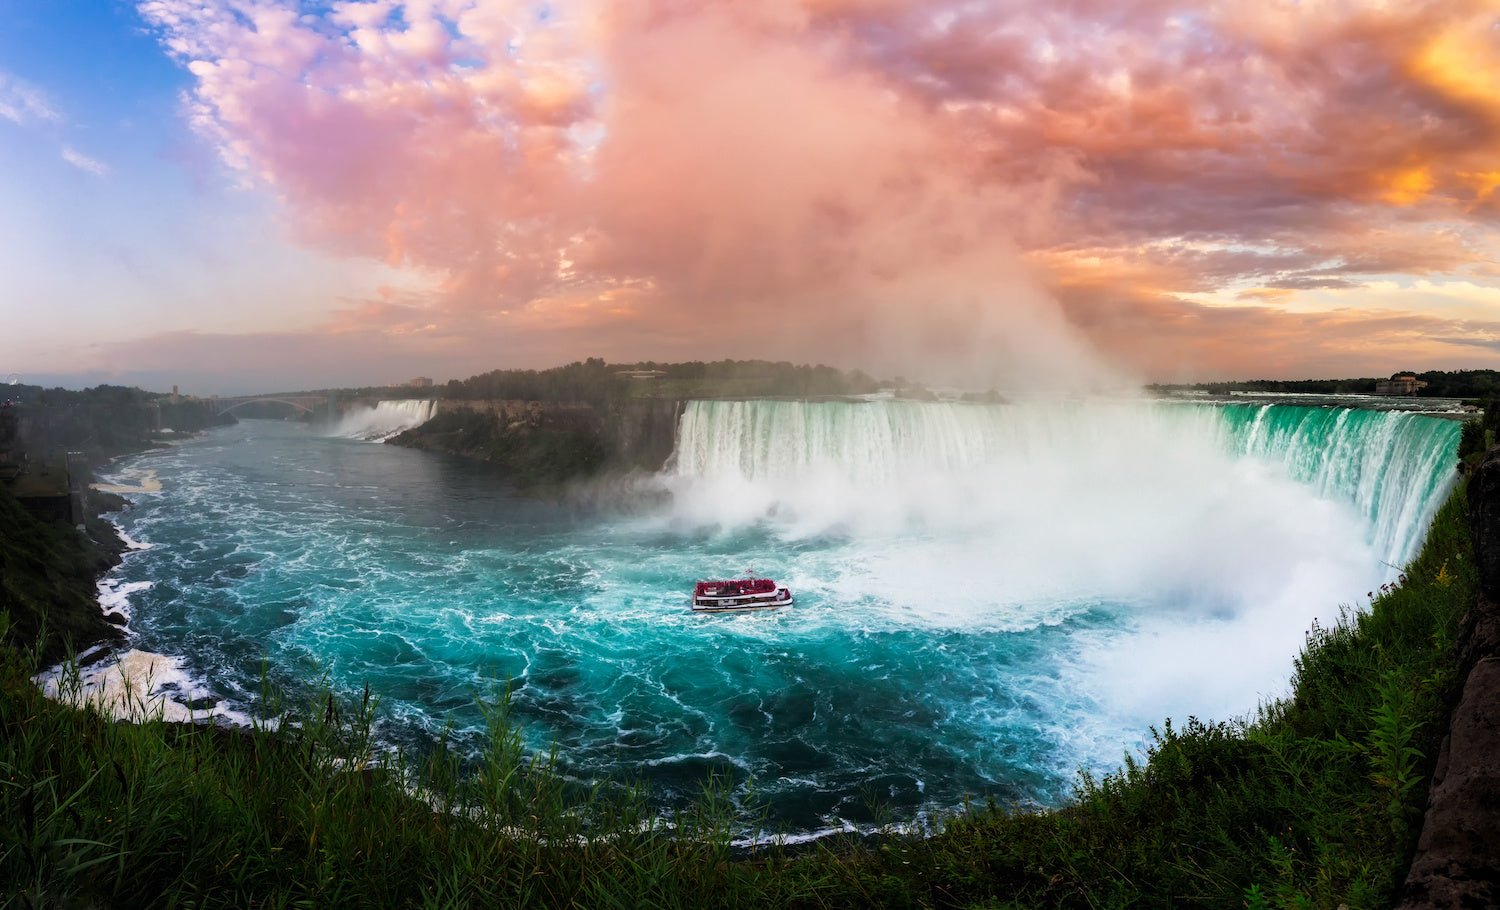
[
  {"x1": 134, "y1": 0, "x2": 1500, "y2": 382},
  {"x1": 0, "y1": 70, "x2": 61, "y2": 125},
  {"x1": 61, "y1": 146, "x2": 109, "y2": 176}
]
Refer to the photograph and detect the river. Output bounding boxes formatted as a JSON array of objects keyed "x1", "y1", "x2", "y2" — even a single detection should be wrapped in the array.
[{"x1": 85, "y1": 397, "x2": 1460, "y2": 834}]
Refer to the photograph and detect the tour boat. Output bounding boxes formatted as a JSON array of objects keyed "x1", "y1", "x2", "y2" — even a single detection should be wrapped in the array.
[{"x1": 691, "y1": 577, "x2": 793, "y2": 614}]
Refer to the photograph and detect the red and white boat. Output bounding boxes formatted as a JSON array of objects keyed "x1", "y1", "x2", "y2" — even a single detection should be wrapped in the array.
[{"x1": 691, "y1": 577, "x2": 793, "y2": 614}]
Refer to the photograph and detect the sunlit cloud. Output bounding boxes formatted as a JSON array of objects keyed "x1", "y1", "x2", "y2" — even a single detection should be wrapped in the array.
[{"x1": 131, "y1": 0, "x2": 1500, "y2": 382}]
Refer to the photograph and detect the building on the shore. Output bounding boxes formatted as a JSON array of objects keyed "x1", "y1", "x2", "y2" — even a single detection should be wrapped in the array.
[
  {"x1": 407, "y1": 376, "x2": 434, "y2": 389},
  {"x1": 1375, "y1": 373, "x2": 1428, "y2": 396}
]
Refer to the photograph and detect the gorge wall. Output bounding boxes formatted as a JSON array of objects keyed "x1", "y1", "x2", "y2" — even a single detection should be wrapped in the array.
[
  {"x1": 385, "y1": 397, "x2": 683, "y2": 484},
  {"x1": 1398, "y1": 448, "x2": 1500, "y2": 909}
]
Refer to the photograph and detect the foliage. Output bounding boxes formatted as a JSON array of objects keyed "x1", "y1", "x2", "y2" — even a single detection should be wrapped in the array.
[
  {"x1": 1459, "y1": 418, "x2": 1489, "y2": 467},
  {"x1": 438, "y1": 358, "x2": 880, "y2": 406},
  {"x1": 442, "y1": 357, "x2": 622, "y2": 407},
  {"x1": 3, "y1": 383, "x2": 231, "y2": 457},
  {"x1": 1413, "y1": 370, "x2": 1500, "y2": 399},
  {"x1": 1151, "y1": 369, "x2": 1500, "y2": 399},
  {"x1": 614, "y1": 360, "x2": 880, "y2": 399},
  {"x1": 0, "y1": 483, "x2": 1479, "y2": 908}
]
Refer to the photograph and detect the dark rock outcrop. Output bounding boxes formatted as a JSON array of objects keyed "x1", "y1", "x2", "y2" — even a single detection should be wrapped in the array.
[
  {"x1": 0, "y1": 485, "x2": 127, "y2": 665},
  {"x1": 389, "y1": 402, "x2": 608, "y2": 486},
  {"x1": 605, "y1": 398, "x2": 683, "y2": 471},
  {"x1": 389, "y1": 398, "x2": 686, "y2": 484},
  {"x1": 1468, "y1": 448, "x2": 1500, "y2": 602},
  {"x1": 1398, "y1": 449, "x2": 1500, "y2": 909}
]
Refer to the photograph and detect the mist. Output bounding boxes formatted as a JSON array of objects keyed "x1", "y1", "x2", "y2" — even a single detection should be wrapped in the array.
[{"x1": 657, "y1": 398, "x2": 1458, "y2": 734}]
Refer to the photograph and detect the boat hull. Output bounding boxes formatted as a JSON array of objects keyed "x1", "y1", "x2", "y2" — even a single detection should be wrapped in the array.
[{"x1": 690, "y1": 593, "x2": 794, "y2": 614}]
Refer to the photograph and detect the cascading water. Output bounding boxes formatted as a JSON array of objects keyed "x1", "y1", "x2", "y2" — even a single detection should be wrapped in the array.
[
  {"x1": 86, "y1": 397, "x2": 1461, "y2": 831},
  {"x1": 331, "y1": 399, "x2": 436, "y2": 441},
  {"x1": 1206, "y1": 403, "x2": 1459, "y2": 570},
  {"x1": 665, "y1": 398, "x2": 1459, "y2": 728},
  {"x1": 669, "y1": 398, "x2": 1457, "y2": 571}
]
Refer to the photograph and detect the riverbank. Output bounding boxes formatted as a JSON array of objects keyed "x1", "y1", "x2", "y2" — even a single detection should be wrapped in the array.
[
  {"x1": 0, "y1": 480, "x2": 129, "y2": 667},
  {"x1": 1, "y1": 449, "x2": 1482, "y2": 906}
]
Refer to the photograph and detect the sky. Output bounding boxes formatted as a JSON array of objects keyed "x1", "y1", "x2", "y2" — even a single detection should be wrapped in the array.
[{"x1": 1, "y1": 0, "x2": 1498, "y2": 395}]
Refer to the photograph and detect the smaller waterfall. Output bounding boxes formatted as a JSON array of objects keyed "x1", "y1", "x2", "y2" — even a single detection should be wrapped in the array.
[{"x1": 331, "y1": 400, "x2": 436, "y2": 441}]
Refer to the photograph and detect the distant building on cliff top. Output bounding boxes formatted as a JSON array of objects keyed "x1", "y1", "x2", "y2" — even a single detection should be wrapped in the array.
[
  {"x1": 1375, "y1": 373, "x2": 1429, "y2": 396},
  {"x1": 407, "y1": 377, "x2": 433, "y2": 389}
]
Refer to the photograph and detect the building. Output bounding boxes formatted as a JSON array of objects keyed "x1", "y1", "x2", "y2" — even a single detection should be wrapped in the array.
[
  {"x1": 614, "y1": 370, "x2": 666, "y2": 380},
  {"x1": 1375, "y1": 373, "x2": 1428, "y2": 396},
  {"x1": 407, "y1": 376, "x2": 434, "y2": 389}
]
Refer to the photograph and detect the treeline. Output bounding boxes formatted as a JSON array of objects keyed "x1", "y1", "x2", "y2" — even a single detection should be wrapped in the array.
[
  {"x1": 1160, "y1": 378, "x2": 1378, "y2": 395},
  {"x1": 1152, "y1": 369, "x2": 1500, "y2": 399},
  {"x1": 1414, "y1": 369, "x2": 1500, "y2": 398},
  {"x1": 4, "y1": 384, "x2": 232, "y2": 457},
  {"x1": 438, "y1": 358, "x2": 880, "y2": 405}
]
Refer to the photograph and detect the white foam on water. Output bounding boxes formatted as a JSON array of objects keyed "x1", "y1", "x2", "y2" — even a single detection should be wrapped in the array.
[
  {"x1": 116, "y1": 529, "x2": 153, "y2": 551},
  {"x1": 92, "y1": 468, "x2": 162, "y2": 494},
  {"x1": 96, "y1": 579, "x2": 153, "y2": 623},
  {"x1": 35, "y1": 649, "x2": 253, "y2": 727}
]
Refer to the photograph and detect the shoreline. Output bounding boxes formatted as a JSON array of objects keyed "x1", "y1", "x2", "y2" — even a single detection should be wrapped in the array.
[{"x1": 28, "y1": 434, "x2": 216, "y2": 713}]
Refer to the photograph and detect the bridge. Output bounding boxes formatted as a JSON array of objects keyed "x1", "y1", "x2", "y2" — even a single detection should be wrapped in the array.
[{"x1": 211, "y1": 394, "x2": 331, "y2": 416}]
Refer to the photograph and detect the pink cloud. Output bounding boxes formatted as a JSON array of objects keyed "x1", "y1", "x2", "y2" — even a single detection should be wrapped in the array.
[{"x1": 135, "y1": 0, "x2": 1500, "y2": 384}]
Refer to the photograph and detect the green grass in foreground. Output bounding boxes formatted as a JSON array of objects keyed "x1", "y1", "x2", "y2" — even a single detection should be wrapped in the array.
[{"x1": 0, "y1": 484, "x2": 1477, "y2": 908}]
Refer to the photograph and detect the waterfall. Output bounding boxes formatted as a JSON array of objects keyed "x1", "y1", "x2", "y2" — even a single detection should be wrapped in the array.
[
  {"x1": 668, "y1": 398, "x2": 1459, "y2": 574},
  {"x1": 331, "y1": 400, "x2": 436, "y2": 442},
  {"x1": 1202, "y1": 403, "x2": 1459, "y2": 570}
]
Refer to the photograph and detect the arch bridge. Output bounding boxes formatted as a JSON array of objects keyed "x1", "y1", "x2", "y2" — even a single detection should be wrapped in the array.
[{"x1": 212, "y1": 395, "x2": 330, "y2": 416}]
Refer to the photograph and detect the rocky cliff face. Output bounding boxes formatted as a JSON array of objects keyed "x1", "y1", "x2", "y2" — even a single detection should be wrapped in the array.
[
  {"x1": 1398, "y1": 448, "x2": 1500, "y2": 909},
  {"x1": 386, "y1": 397, "x2": 684, "y2": 485},
  {"x1": 19, "y1": 399, "x2": 233, "y2": 458},
  {"x1": 605, "y1": 398, "x2": 684, "y2": 470}
]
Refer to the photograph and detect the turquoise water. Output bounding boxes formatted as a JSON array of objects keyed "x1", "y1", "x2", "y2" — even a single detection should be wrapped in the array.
[{"x1": 98, "y1": 399, "x2": 1459, "y2": 833}]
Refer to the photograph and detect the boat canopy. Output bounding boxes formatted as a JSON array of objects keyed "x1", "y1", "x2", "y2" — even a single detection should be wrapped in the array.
[{"x1": 694, "y1": 578, "x2": 778, "y2": 597}]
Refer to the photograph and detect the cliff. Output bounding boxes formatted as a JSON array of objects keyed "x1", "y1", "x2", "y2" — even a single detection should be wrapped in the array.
[
  {"x1": 604, "y1": 398, "x2": 684, "y2": 470},
  {"x1": 0, "y1": 483, "x2": 126, "y2": 665},
  {"x1": 387, "y1": 397, "x2": 684, "y2": 483},
  {"x1": 15, "y1": 395, "x2": 234, "y2": 466},
  {"x1": 1397, "y1": 449, "x2": 1500, "y2": 909}
]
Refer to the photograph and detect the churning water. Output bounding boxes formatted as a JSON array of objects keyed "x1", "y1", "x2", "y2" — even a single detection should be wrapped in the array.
[{"x1": 92, "y1": 399, "x2": 1459, "y2": 832}]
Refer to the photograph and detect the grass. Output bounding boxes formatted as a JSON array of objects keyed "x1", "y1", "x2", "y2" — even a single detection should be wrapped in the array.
[{"x1": 0, "y1": 482, "x2": 1478, "y2": 908}]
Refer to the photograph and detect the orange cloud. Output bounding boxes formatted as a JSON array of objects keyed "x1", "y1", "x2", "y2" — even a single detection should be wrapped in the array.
[{"x1": 135, "y1": 0, "x2": 1500, "y2": 383}]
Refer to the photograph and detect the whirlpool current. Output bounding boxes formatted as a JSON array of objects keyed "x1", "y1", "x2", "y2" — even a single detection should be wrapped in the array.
[{"x1": 92, "y1": 397, "x2": 1460, "y2": 833}]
